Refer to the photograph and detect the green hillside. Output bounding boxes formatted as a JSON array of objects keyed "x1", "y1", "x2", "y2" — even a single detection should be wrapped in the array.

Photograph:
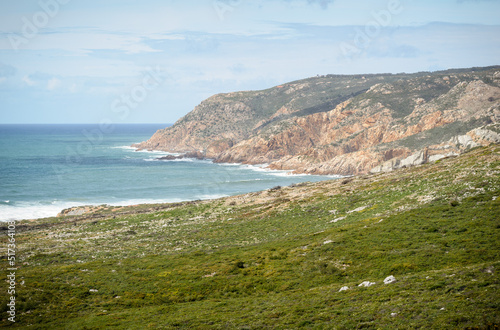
[{"x1": 1, "y1": 145, "x2": 499, "y2": 329}]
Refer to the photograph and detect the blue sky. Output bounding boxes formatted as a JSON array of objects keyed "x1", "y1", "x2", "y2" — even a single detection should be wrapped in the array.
[{"x1": 1, "y1": 0, "x2": 499, "y2": 124}]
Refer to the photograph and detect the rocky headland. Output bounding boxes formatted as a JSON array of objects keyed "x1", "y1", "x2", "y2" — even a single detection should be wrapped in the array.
[{"x1": 134, "y1": 66, "x2": 500, "y2": 175}]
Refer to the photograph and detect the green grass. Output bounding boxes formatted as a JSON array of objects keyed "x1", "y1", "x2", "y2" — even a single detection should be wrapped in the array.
[{"x1": 1, "y1": 145, "x2": 500, "y2": 329}]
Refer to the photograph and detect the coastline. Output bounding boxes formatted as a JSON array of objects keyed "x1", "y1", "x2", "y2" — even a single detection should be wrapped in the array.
[
  {"x1": 17, "y1": 141, "x2": 497, "y2": 223},
  {"x1": 1, "y1": 146, "x2": 341, "y2": 223},
  {"x1": 13, "y1": 169, "x2": 344, "y2": 225},
  {"x1": 134, "y1": 145, "x2": 352, "y2": 177}
]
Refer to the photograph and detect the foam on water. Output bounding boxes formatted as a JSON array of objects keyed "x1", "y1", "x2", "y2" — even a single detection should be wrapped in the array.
[
  {"x1": 195, "y1": 194, "x2": 230, "y2": 200},
  {"x1": 238, "y1": 164, "x2": 296, "y2": 176},
  {"x1": 111, "y1": 146, "x2": 137, "y2": 151},
  {"x1": 0, "y1": 201, "x2": 86, "y2": 221}
]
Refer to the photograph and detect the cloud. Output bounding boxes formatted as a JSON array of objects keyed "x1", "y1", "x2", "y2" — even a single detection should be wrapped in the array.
[
  {"x1": 22, "y1": 75, "x2": 36, "y2": 86},
  {"x1": 0, "y1": 29, "x2": 161, "y2": 54},
  {"x1": 47, "y1": 77, "x2": 61, "y2": 90},
  {"x1": 20, "y1": 73, "x2": 63, "y2": 90}
]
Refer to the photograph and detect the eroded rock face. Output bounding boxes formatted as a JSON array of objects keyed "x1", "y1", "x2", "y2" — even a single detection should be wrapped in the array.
[
  {"x1": 134, "y1": 68, "x2": 500, "y2": 175},
  {"x1": 370, "y1": 124, "x2": 500, "y2": 174}
]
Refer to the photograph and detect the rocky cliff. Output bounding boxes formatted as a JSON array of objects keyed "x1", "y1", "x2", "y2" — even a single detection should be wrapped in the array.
[{"x1": 134, "y1": 67, "x2": 500, "y2": 175}]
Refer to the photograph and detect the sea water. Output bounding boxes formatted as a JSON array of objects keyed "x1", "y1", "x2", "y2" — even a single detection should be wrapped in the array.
[{"x1": 0, "y1": 124, "x2": 339, "y2": 221}]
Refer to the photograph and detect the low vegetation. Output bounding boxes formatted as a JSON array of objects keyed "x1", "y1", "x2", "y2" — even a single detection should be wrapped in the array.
[{"x1": 1, "y1": 145, "x2": 499, "y2": 329}]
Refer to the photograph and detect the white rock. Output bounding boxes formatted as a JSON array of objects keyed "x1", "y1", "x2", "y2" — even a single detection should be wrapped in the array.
[
  {"x1": 429, "y1": 152, "x2": 458, "y2": 163},
  {"x1": 384, "y1": 275, "x2": 397, "y2": 284},
  {"x1": 449, "y1": 134, "x2": 480, "y2": 149},
  {"x1": 347, "y1": 205, "x2": 368, "y2": 214},
  {"x1": 400, "y1": 150, "x2": 427, "y2": 168},
  {"x1": 203, "y1": 272, "x2": 217, "y2": 278},
  {"x1": 323, "y1": 240, "x2": 333, "y2": 245},
  {"x1": 471, "y1": 127, "x2": 500, "y2": 143},
  {"x1": 339, "y1": 286, "x2": 349, "y2": 292},
  {"x1": 330, "y1": 216, "x2": 346, "y2": 223},
  {"x1": 89, "y1": 289, "x2": 98, "y2": 293},
  {"x1": 358, "y1": 281, "x2": 376, "y2": 287},
  {"x1": 390, "y1": 313, "x2": 398, "y2": 317}
]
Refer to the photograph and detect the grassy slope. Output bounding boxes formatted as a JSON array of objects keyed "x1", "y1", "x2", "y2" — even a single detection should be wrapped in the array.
[{"x1": 1, "y1": 146, "x2": 499, "y2": 329}]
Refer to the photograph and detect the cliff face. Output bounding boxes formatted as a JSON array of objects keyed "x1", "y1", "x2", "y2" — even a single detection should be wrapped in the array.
[{"x1": 134, "y1": 67, "x2": 500, "y2": 175}]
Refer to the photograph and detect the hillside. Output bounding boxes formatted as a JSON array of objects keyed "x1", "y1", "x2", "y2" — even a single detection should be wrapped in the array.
[
  {"x1": 1, "y1": 145, "x2": 499, "y2": 328},
  {"x1": 134, "y1": 66, "x2": 500, "y2": 175}
]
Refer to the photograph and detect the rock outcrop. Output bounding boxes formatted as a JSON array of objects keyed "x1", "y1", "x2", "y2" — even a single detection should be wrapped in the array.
[
  {"x1": 370, "y1": 124, "x2": 500, "y2": 174},
  {"x1": 134, "y1": 67, "x2": 500, "y2": 175}
]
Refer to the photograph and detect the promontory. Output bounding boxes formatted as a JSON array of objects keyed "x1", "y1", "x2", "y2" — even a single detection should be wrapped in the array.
[{"x1": 134, "y1": 66, "x2": 500, "y2": 175}]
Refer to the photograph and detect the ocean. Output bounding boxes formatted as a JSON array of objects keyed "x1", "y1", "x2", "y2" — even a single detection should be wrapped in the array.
[{"x1": 0, "y1": 124, "x2": 339, "y2": 221}]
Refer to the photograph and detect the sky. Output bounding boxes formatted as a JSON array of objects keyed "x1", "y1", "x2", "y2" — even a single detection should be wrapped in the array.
[{"x1": 0, "y1": 0, "x2": 499, "y2": 124}]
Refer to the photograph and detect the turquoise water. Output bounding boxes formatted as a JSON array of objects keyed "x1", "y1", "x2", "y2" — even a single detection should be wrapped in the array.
[{"x1": 0, "y1": 124, "x2": 339, "y2": 221}]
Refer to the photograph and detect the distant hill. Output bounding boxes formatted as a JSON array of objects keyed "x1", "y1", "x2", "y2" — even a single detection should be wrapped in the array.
[{"x1": 134, "y1": 66, "x2": 500, "y2": 175}]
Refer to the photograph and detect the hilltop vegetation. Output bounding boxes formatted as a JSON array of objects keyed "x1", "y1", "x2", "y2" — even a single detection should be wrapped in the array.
[{"x1": 1, "y1": 145, "x2": 499, "y2": 329}]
